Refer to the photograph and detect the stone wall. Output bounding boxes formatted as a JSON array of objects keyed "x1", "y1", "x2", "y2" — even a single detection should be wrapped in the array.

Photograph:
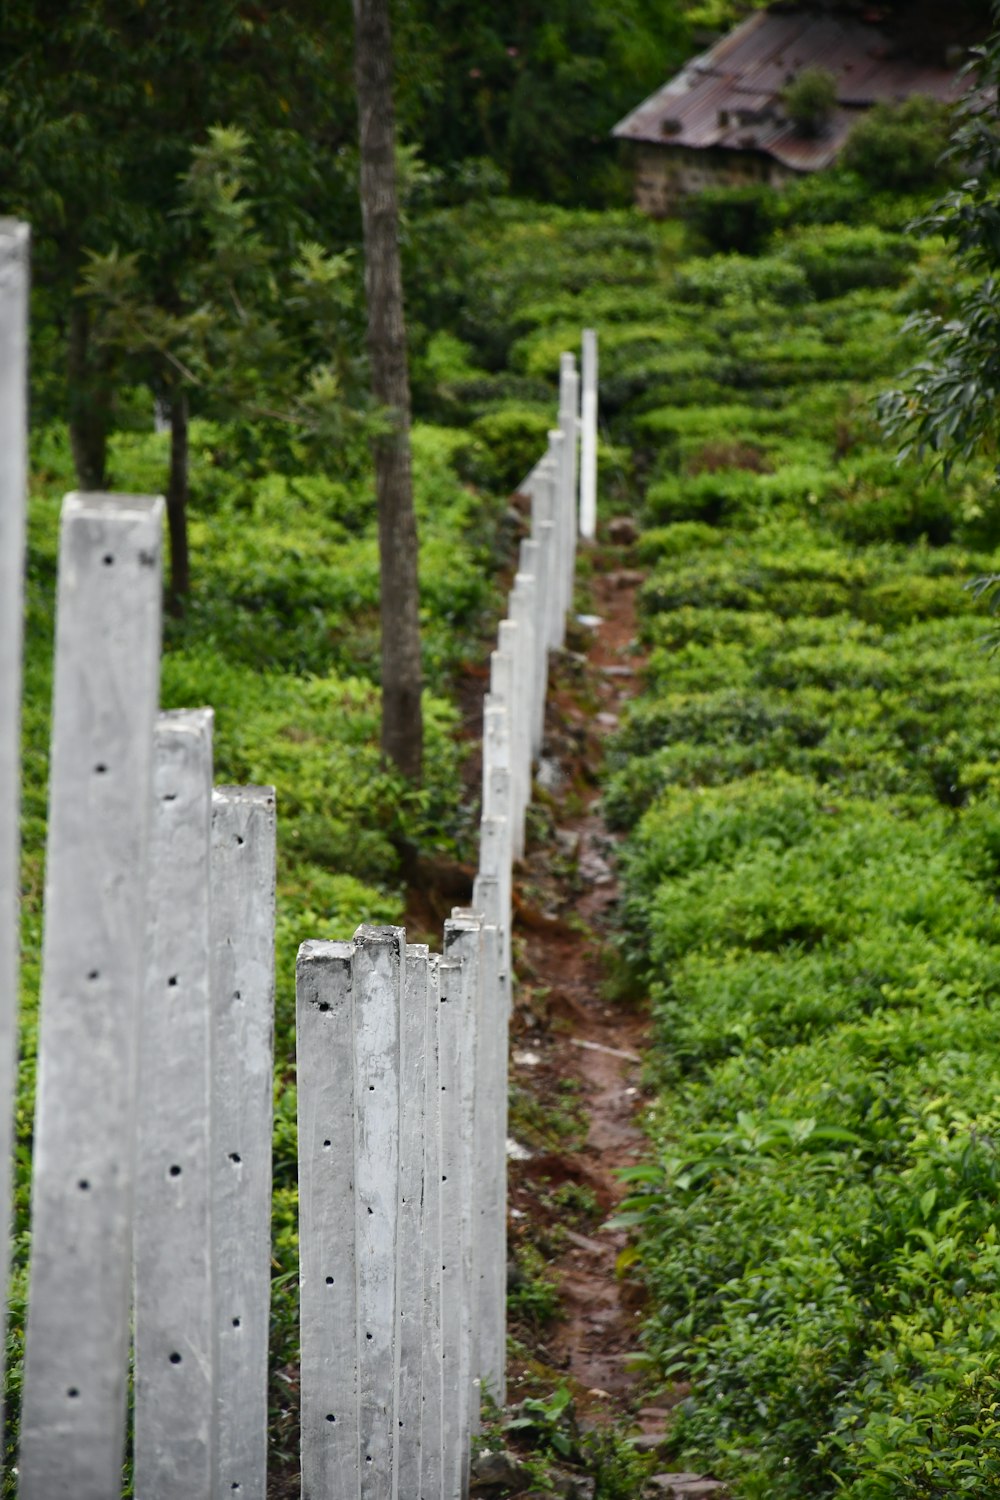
[{"x1": 631, "y1": 142, "x2": 799, "y2": 217}]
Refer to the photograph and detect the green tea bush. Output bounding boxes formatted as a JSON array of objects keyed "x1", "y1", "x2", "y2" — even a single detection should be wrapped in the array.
[
  {"x1": 683, "y1": 184, "x2": 779, "y2": 256},
  {"x1": 783, "y1": 225, "x2": 919, "y2": 300},
  {"x1": 840, "y1": 97, "x2": 955, "y2": 192},
  {"x1": 673, "y1": 254, "x2": 812, "y2": 309}
]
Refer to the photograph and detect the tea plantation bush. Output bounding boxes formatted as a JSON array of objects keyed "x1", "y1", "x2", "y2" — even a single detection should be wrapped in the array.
[{"x1": 502, "y1": 198, "x2": 1000, "y2": 1496}]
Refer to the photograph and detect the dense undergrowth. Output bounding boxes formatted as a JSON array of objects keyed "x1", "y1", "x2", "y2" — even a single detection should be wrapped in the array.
[
  {"x1": 587, "y1": 212, "x2": 1000, "y2": 1490},
  {"x1": 405, "y1": 186, "x2": 1000, "y2": 1492},
  {"x1": 8, "y1": 167, "x2": 1000, "y2": 1495}
]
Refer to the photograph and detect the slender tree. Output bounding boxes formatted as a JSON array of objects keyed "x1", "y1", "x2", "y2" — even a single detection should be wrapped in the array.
[{"x1": 352, "y1": 0, "x2": 424, "y2": 782}]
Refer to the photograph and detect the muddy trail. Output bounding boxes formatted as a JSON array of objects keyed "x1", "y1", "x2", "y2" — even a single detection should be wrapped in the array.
[
  {"x1": 492, "y1": 534, "x2": 725, "y2": 1499},
  {"x1": 502, "y1": 543, "x2": 652, "y2": 1407}
]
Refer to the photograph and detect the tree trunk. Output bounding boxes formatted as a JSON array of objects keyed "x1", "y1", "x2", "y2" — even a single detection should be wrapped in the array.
[
  {"x1": 165, "y1": 388, "x2": 190, "y2": 617},
  {"x1": 67, "y1": 299, "x2": 111, "y2": 491},
  {"x1": 353, "y1": 0, "x2": 423, "y2": 784}
]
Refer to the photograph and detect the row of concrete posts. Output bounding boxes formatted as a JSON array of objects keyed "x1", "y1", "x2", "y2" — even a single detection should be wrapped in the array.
[{"x1": 0, "y1": 216, "x2": 600, "y2": 1498}]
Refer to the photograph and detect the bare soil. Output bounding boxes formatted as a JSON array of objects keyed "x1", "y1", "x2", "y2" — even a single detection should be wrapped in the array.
[{"x1": 501, "y1": 543, "x2": 669, "y2": 1434}]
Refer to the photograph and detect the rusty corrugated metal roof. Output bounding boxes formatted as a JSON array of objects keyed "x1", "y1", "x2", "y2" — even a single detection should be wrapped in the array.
[{"x1": 613, "y1": 4, "x2": 970, "y2": 173}]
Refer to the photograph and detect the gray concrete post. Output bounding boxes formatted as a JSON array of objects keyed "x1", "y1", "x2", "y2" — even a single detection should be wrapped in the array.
[
  {"x1": 437, "y1": 954, "x2": 467, "y2": 1499},
  {"x1": 464, "y1": 898, "x2": 506, "y2": 1407},
  {"x1": 398, "y1": 943, "x2": 430, "y2": 1499},
  {"x1": 559, "y1": 356, "x2": 580, "y2": 618},
  {"x1": 497, "y1": 620, "x2": 528, "y2": 858},
  {"x1": 515, "y1": 546, "x2": 545, "y2": 760},
  {"x1": 420, "y1": 955, "x2": 445, "y2": 1500},
  {"x1": 134, "y1": 709, "x2": 216, "y2": 1499},
  {"x1": 211, "y1": 784, "x2": 277, "y2": 1500},
  {"x1": 296, "y1": 939, "x2": 359, "y2": 1498},
  {"x1": 353, "y1": 925, "x2": 405, "y2": 1498},
  {"x1": 0, "y1": 218, "x2": 28, "y2": 1439},
  {"x1": 546, "y1": 431, "x2": 567, "y2": 646},
  {"x1": 445, "y1": 909, "x2": 485, "y2": 1491},
  {"x1": 580, "y1": 330, "x2": 598, "y2": 541},
  {"x1": 18, "y1": 493, "x2": 164, "y2": 1499}
]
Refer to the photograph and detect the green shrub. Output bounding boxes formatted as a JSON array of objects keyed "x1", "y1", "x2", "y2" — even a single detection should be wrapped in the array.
[
  {"x1": 783, "y1": 225, "x2": 919, "y2": 300},
  {"x1": 781, "y1": 67, "x2": 837, "y2": 137},
  {"x1": 841, "y1": 96, "x2": 954, "y2": 192},
  {"x1": 673, "y1": 253, "x2": 812, "y2": 308},
  {"x1": 683, "y1": 184, "x2": 779, "y2": 255},
  {"x1": 453, "y1": 404, "x2": 552, "y2": 492}
]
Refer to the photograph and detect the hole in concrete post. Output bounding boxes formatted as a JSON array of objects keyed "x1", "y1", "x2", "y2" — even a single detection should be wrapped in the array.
[
  {"x1": 169, "y1": 1352, "x2": 182, "y2": 1365},
  {"x1": 78, "y1": 1180, "x2": 90, "y2": 1191},
  {"x1": 169, "y1": 1164, "x2": 182, "y2": 1177},
  {"x1": 229, "y1": 1152, "x2": 241, "y2": 1164},
  {"x1": 168, "y1": 976, "x2": 178, "y2": 987},
  {"x1": 67, "y1": 1387, "x2": 79, "y2": 1398},
  {"x1": 94, "y1": 764, "x2": 108, "y2": 775},
  {"x1": 232, "y1": 1317, "x2": 241, "y2": 1327},
  {"x1": 325, "y1": 1276, "x2": 334, "y2": 1285},
  {"x1": 326, "y1": 1414, "x2": 336, "y2": 1423},
  {"x1": 102, "y1": 554, "x2": 114, "y2": 566}
]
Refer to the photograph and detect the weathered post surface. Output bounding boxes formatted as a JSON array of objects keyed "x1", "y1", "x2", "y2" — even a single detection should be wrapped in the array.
[
  {"x1": 420, "y1": 955, "x2": 445, "y2": 1500},
  {"x1": 477, "y1": 815, "x2": 511, "y2": 1010},
  {"x1": 0, "y1": 218, "x2": 28, "y2": 1434},
  {"x1": 497, "y1": 619, "x2": 528, "y2": 857},
  {"x1": 211, "y1": 783, "x2": 277, "y2": 1499},
  {"x1": 134, "y1": 710, "x2": 216, "y2": 1498},
  {"x1": 296, "y1": 927, "x2": 404, "y2": 1500},
  {"x1": 580, "y1": 329, "x2": 598, "y2": 540},
  {"x1": 18, "y1": 493, "x2": 163, "y2": 1499},
  {"x1": 296, "y1": 940, "x2": 358, "y2": 1500},
  {"x1": 521, "y1": 543, "x2": 542, "y2": 762},
  {"x1": 353, "y1": 926, "x2": 404, "y2": 1495},
  {"x1": 398, "y1": 944, "x2": 429, "y2": 1499},
  {"x1": 444, "y1": 909, "x2": 484, "y2": 1484},
  {"x1": 466, "y1": 894, "x2": 507, "y2": 1405},
  {"x1": 559, "y1": 355, "x2": 580, "y2": 614},
  {"x1": 436, "y1": 954, "x2": 466, "y2": 1498}
]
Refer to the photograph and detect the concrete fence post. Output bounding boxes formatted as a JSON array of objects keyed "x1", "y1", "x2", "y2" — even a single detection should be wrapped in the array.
[
  {"x1": 398, "y1": 943, "x2": 430, "y2": 1500},
  {"x1": 211, "y1": 784, "x2": 277, "y2": 1499},
  {"x1": 353, "y1": 926, "x2": 405, "y2": 1495},
  {"x1": 18, "y1": 492, "x2": 164, "y2": 1499},
  {"x1": 580, "y1": 329, "x2": 598, "y2": 541},
  {"x1": 545, "y1": 433, "x2": 567, "y2": 646},
  {"x1": 296, "y1": 927, "x2": 404, "y2": 1500},
  {"x1": 296, "y1": 939, "x2": 358, "y2": 1499},
  {"x1": 515, "y1": 543, "x2": 544, "y2": 757},
  {"x1": 420, "y1": 954, "x2": 445, "y2": 1500},
  {"x1": 510, "y1": 566, "x2": 540, "y2": 766},
  {"x1": 436, "y1": 954, "x2": 466, "y2": 1498},
  {"x1": 465, "y1": 899, "x2": 506, "y2": 1408},
  {"x1": 134, "y1": 709, "x2": 216, "y2": 1499},
  {"x1": 559, "y1": 355, "x2": 580, "y2": 616},
  {"x1": 446, "y1": 910, "x2": 486, "y2": 1477},
  {"x1": 0, "y1": 218, "x2": 28, "y2": 1434},
  {"x1": 496, "y1": 620, "x2": 528, "y2": 857}
]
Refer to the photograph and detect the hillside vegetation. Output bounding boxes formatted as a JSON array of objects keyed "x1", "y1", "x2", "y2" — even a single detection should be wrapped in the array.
[
  {"x1": 382, "y1": 185, "x2": 1000, "y2": 1492},
  {"x1": 8, "y1": 74, "x2": 1000, "y2": 1496}
]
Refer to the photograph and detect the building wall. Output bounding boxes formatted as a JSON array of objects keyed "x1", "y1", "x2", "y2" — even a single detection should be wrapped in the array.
[{"x1": 632, "y1": 143, "x2": 798, "y2": 217}]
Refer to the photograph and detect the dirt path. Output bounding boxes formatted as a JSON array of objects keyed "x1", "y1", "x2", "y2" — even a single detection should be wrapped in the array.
[{"x1": 504, "y1": 544, "x2": 666, "y2": 1426}]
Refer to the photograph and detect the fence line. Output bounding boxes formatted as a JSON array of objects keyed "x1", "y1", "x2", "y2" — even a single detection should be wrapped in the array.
[{"x1": 1, "y1": 208, "x2": 600, "y2": 1496}]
